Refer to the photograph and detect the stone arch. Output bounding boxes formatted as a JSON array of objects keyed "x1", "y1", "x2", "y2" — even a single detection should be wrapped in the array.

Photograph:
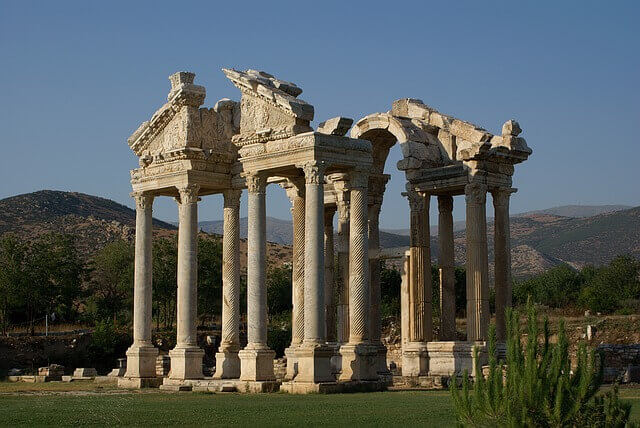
[{"x1": 350, "y1": 113, "x2": 444, "y2": 176}]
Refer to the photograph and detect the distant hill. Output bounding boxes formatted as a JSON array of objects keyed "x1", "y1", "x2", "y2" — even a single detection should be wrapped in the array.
[
  {"x1": 198, "y1": 217, "x2": 293, "y2": 245},
  {"x1": 0, "y1": 190, "x2": 176, "y2": 257},
  {"x1": 382, "y1": 205, "x2": 632, "y2": 236},
  {"x1": 0, "y1": 191, "x2": 291, "y2": 270}
]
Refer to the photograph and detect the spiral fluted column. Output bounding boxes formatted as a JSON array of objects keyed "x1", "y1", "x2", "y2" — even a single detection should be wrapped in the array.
[
  {"x1": 438, "y1": 195, "x2": 456, "y2": 341},
  {"x1": 492, "y1": 188, "x2": 514, "y2": 341}
]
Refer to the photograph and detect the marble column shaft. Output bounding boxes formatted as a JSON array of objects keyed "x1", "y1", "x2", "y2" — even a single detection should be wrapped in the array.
[
  {"x1": 438, "y1": 195, "x2": 456, "y2": 341},
  {"x1": 246, "y1": 175, "x2": 268, "y2": 348},
  {"x1": 289, "y1": 185, "x2": 306, "y2": 347},
  {"x1": 465, "y1": 182, "x2": 490, "y2": 342},
  {"x1": 324, "y1": 206, "x2": 336, "y2": 343},
  {"x1": 303, "y1": 162, "x2": 326, "y2": 345},
  {"x1": 336, "y1": 197, "x2": 350, "y2": 343},
  {"x1": 176, "y1": 184, "x2": 200, "y2": 348},
  {"x1": 407, "y1": 191, "x2": 432, "y2": 343},
  {"x1": 348, "y1": 172, "x2": 370, "y2": 343},
  {"x1": 220, "y1": 189, "x2": 241, "y2": 350},
  {"x1": 368, "y1": 202, "x2": 382, "y2": 345},
  {"x1": 493, "y1": 188, "x2": 514, "y2": 341},
  {"x1": 132, "y1": 192, "x2": 154, "y2": 347}
]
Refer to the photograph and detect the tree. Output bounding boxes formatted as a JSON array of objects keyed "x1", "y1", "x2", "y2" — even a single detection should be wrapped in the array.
[
  {"x1": 451, "y1": 300, "x2": 632, "y2": 427},
  {"x1": 0, "y1": 234, "x2": 26, "y2": 334},
  {"x1": 152, "y1": 237, "x2": 177, "y2": 329},
  {"x1": 197, "y1": 236, "x2": 223, "y2": 325},
  {"x1": 87, "y1": 240, "x2": 134, "y2": 324},
  {"x1": 513, "y1": 264, "x2": 583, "y2": 308},
  {"x1": 579, "y1": 255, "x2": 640, "y2": 314},
  {"x1": 380, "y1": 262, "x2": 401, "y2": 319},
  {"x1": 267, "y1": 265, "x2": 292, "y2": 317}
]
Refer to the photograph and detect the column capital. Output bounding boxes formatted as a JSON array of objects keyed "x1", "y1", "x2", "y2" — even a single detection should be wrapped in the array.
[
  {"x1": 299, "y1": 161, "x2": 327, "y2": 185},
  {"x1": 405, "y1": 190, "x2": 425, "y2": 213},
  {"x1": 464, "y1": 182, "x2": 487, "y2": 205},
  {"x1": 131, "y1": 192, "x2": 154, "y2": 210},
  {"x1": 245, "y1": 173, "x2": 267, "y2": 194},
  {"x1": 223, "y1": 189, "x2": 242, "y2": 208},
  {"x1": 176, "y1": 184, "x2": 200, "y2": 204},
  {"x1": 491, "y1": 187, "x2": 517, "y2": 207},
  {"x1": 281, "y1": 177, "x2": 305, "y2": 202},
  {"x1": 437, "y1": 195, "x2": 453, "y2": 213}
]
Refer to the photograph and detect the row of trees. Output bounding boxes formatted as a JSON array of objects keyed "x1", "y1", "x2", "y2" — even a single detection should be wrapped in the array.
[{"x1": 513, "y1": 255, "x2": 640, "y2": 313}]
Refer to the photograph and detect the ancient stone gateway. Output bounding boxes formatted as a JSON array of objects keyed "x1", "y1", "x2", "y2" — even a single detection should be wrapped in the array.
[{"x1": 119, "y1": 69, "x2": 531, "y2": 393}]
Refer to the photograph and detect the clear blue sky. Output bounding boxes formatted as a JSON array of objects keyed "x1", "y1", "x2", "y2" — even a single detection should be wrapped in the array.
[{"x1": 1, "y1": 1, "x2": 638, "y2": 228}]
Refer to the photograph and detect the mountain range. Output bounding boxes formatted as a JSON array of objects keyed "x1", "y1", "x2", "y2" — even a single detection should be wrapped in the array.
[{"x1": 0, "y1": 190, "x2": 638, "y2": 279}]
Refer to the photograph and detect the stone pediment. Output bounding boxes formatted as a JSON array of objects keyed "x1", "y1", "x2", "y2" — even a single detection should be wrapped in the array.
[
  {"x1": 127, "y1": 72, "x2": 238, "y2": 162},
  {"x1": 222, "y1": 68, "x2": 314, "y2": 146}
]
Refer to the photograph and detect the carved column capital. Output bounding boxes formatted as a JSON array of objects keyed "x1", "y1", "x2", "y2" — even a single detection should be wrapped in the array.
[
  {"x1": 491, "y1": 187, "x2": 516, "y2": 208},
  {"x1": 223, "y1": 189, "x2": 242, "y2": 209},
  {"x1": 176, "y1": 184, "x2": 200, "y2": 205},
  {"x1": 245, "y1": 173, "x2": 267, "y2": 194},
  {"x1": 405, "y1": 190, "x2": 425, "y2": 213},
  {"x1": 437, "y1": 195, "x2": 453, "y2": 213},
  {"x1": 131, "y1": 192, "x2": 154, "y2": 210},
  {"x1": 281, "y1": 178, "x2": 305, "y2": 202},
  {"x1": 300, "y1": 161, "x2": 326, "y2": 185},
  {"x1": 465, "y1": 182, "x2": 487, "y2": 205}
]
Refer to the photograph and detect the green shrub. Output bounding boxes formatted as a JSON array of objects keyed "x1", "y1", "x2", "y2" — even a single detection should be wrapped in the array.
[
  {"x1": 88, "y1": 320, "x2": 131, "y2": 372},
  {"x1": 450, "y1": 300, "x2": 633, "y2": 427}
]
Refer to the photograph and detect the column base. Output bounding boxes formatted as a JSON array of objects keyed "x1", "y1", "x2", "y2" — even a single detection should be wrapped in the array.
[
  {"x1": 213, "y1": 346, "x2": 240, "y2": 379},
  {"x1": 339, "y1": 343, "x2": 378, "y2": 381},
  {"x1": 168, "y1": 346, "x2": 205, "y2": 380},
  {"x1": 124, "y1": 344, "x2": 158, "y2": 378},
  {"x1": 239, "y1": 347, "x2": 276, "y2": 381},
  {"x1": 426, "y1": 341, "x2": 487, "y2": 377},
  {"x1": 294, "y1": 343, "x2": 335, "y2": 383},
  {"x1": 402, "y1": 342, "x2": 429, "y2": 377},
  {"x1": 284, "y1": 345, "x2": 300, "y2": 381},
  {"x1": 118, "y1": 376, "x2": 162, "y2": 389}
]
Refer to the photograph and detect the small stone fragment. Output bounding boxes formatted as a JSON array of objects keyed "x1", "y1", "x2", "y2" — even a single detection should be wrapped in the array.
[{"x1": 317, "y1": 117, "x2": 354, "y2": 136}]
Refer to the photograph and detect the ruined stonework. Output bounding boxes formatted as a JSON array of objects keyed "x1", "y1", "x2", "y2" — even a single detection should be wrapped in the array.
[{"x1": 122, "y1": 67, "x2": 531, "y2": 393}]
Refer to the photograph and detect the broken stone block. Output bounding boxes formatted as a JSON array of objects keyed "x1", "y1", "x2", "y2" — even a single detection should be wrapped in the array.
[
  {"x1": 586, "y1": 325, "x2": 597, "y2": 341},
  {"x1": 156, "y1": 354, "x2": 171, "y2": 377},
  {"x1": 317, "y1": 117, "x2": 354, "y2": 136},
  {"x1": 73, "y1": 367, "x2": 98, "y2": 378},
  {"x1": 623, "y1": 366, "x2": 640, "y2": 383},
  {"x1": 502, "y1": 119, "x2": 522, "y2": 136}
]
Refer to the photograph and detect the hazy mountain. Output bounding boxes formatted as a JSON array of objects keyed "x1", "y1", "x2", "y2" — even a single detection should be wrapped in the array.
[{"x1": 198, "y1": 217, "x2": 293, "y2": 245}]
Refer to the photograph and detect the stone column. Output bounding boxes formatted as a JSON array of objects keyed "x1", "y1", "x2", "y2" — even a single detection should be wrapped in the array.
[
  {"x1": 296, "y1": 161, "x2": 334, "y2": 384},
  {"x1": 438, "y1": 195, "x2": 456, "y2": 341},
  {"x1": 283, "y1": 180, "x2": 305, "y2": 381},
  {"x1": 492, "y1": 188, "x2": 514, "y2": 341},
  {"x1": 124, "y1": 192, "x2": 158, "y2": 380},
  {"x1": 169, "y1": 184, "x2": 204, "y2": 380},
  {"x1": 335, "y1": 189, "x2": 350, "y2": 344},
  {"x1": 324, "y1": 206, "x2": 336, "y2": 343},
  {"x1": 239, "y1": 173, "x2": 275, "y2": 381},
  {"x1": 401, "y1": 190, "x2": 431, "y2": 377},
  {"x1": 340, "y1": 169, "x2": 377, "y2": 381},
  {"x1": 214, "y1": 189, "x2": 242, "y2": 379},
  {"x1": 465, "y1": 182, "x2": 490, "y2": 342},
  {"x1": 368, "y1": 201, "x2": 389, "y2": 376}
]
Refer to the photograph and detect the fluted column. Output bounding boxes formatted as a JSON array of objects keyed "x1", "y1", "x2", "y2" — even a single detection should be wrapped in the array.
[
  {"x1": 214, "y1": 189, "x2": 242, "y2": 379},
  {"x1": 124, "y1": 191, "x2": 158, "y2": 379},
  {"x1": 335, "y1": 192, "x2": 350, "y2": 344},
  {"x1": 169, "y1": 184, "x2": 204, "y2": 380},
  {"x1": 407, "y1": 191, "x2": 432, "y2": 343},
  {"x1": 239, "y1": 173, "x2": 275, "y2": 381},
  {"x1": 324, "y1": 206, "x2": 336, "y2": 342},
  {"x1": 401, "y1": 190, "x2": 431, "y2": 377},
  {"x1": 438, "y1": 195, "x2": 456, "y2": 341},
  {"x1": 465, "y1": 182, "x2": 490, "y2": 342},
  {"x1": 492, "y1": 188, "x2": 514, "y2": 341}
]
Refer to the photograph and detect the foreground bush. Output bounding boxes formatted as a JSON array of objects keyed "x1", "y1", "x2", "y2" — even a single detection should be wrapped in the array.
[{"x1": 451, "y1": 301, "x2": 633, "y2": 427}]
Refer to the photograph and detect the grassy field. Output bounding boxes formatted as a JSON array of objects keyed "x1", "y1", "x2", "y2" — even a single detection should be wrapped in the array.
[{"x1": 0, "y1": 382, "x2": 638, "y2": 427}]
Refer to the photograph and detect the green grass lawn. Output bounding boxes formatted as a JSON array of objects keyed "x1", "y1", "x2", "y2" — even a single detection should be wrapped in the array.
[{"x1": 0, "y1": 383, "x2": 638, "y2": 427}]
